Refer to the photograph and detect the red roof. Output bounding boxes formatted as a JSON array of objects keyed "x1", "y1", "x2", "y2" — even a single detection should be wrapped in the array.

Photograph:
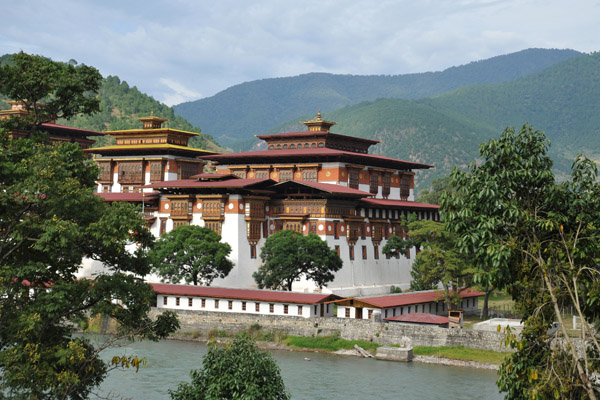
[
  {"x1": 41, "y1": 122, "x2": 104, "y2": 136},
  {"x1": 358, "y1": 288, "x2": 484, "y2": 308},
  {"x1": 144, "y1": 178, "x2": 274, "y2": 189},
  {"x1": 151, "y1": 283, "x2": 342, "y2": 304},
  {"x1": 274, "y1": 180, "x2": 373, "y2": 197},
  {"x1": 359, "y1": 198, "x2": 440, "y2": 210},
  {"x1": 200, "y1": 148, "x2": 432, "y2": 169},
  {"x1": 256, "y1": 131, "x2": 380, "y2": 145},
  {"x1": 96, "y1": 191, "x2": 160, "y2": 202},
  {"x1": 385, "y1": 313, "x2": 449, "y2": 325},
  {"x1": 189, "y1": 173, "x2": 238, "y2": 180}
]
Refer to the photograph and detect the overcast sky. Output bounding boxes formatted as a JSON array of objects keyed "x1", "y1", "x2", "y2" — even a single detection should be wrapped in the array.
[{"x1": 2, "y1": 0, "x2": 599, "y2": 106}]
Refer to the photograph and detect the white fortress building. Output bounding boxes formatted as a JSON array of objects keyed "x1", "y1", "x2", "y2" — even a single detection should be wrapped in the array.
[{"x1": 83, "y1": 112, "x2": 439, "y2": 297}]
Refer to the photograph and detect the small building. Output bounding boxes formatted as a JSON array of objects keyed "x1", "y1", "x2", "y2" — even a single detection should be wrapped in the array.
[
  {"x1": 335, "y1": 289, "x2": 483, "y2": 320},
  {"x1": 152, "y1": 283, "x2": 342, "y2": 318}
]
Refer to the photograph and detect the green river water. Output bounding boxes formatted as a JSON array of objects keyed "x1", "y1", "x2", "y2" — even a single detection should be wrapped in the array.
[{"x1": 93, "y1": 337, "x2": 504, "y2": 399}]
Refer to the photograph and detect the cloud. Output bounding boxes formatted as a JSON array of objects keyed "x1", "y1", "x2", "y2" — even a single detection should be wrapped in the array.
[{"x1": 2, "y1": 0, "x2": 599, "y2": 105}]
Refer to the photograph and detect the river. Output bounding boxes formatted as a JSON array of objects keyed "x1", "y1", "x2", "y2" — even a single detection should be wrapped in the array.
[{"x1": 92, "y1": 337, "x2": 503, "y2": 400}]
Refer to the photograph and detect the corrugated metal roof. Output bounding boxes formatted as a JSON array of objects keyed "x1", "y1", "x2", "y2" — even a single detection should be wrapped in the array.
[
  {"x1": 151, "y1": 283, "x2": 342, "y2": 304},
  {"x1": 359, "y1": 198, "x2": 440, "y2": 210},
  {"x1": 273, "y1": 180, "x2": 372, "y2": 196},
  {"x1": 96, "y1": 191, "x2": 160, "y2": 202},
  {"x1": 357, "y1": 288, "x2": 484, "y2": 308},
  {"x1": 199, "y1": 148, "x2": 432, "y2": 169},
  {"x1": 144, "y1": 178, "x2": 273, "y2": 189},
  {"x1": 385, "y1": 313, "x2": 449, "y2": 324}
]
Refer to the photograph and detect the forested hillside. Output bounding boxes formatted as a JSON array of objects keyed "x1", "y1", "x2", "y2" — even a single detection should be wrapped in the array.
[
  {"x1": 174, "y1": 48, "x2": 581, "y2": 148},
  {"x1": 270, "y1": 52, "x2": 600, "y2": 192},
  {"x1": 423, "y1": 52, "x2": 600, "y2": 158}
]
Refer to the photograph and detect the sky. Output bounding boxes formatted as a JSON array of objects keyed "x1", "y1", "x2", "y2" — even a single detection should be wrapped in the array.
[{"x1": 2, "y1": 0, "x2": 599, "y2": 106}]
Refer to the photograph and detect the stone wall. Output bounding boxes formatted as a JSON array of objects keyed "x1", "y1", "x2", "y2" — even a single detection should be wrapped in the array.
[{"x1": 151, "y1": 308, "x2": 510, "y2": 352}]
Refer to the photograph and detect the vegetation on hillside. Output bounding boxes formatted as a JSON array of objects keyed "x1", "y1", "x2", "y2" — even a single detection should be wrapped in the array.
[{"x1": 174, "y1": 48, "x2": 581, "y2": 148}]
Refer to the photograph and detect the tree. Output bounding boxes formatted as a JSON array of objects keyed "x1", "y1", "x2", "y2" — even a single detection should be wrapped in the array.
[
  {"x1": 383, "y1": 218, "x2": 474, "y2": 308},
  {"x1": 149, "y1": 225, "x2": 233, "y2": 286},
  {"x1": 443, "y1": 125, "x2": 600, "y2": 399},
  {"x1": 416, "y1": 175, "x2": 454, "y2": 205},
  {"x1": 0, "y1": 51, "x2": 101, "y2": 133},
  {"x1": 253, "y1": 230, "x2": 342, "y2": 291},
  {"x1": 170, "y1": 334, "x2": 290, "y2": 400},
  {"x1": 0, "y1": 53, "x2": 178, "y2": 399}
]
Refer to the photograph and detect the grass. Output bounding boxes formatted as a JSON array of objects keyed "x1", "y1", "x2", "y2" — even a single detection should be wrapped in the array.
[
  {"x1": 284, "y1": 334, "x2": 380, "y2": 353},
  {"x1": 413, "y1": 345, "x2": 511, "y2": 365}
]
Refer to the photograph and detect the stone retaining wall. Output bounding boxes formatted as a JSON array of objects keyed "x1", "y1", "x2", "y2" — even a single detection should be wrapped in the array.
[{"x1": 151, "y1": 308, "x2": 510, "y2": 352}]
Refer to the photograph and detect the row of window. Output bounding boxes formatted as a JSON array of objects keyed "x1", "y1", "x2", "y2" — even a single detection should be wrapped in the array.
[{"x1": 163, "y1": 296, "x2": 330, "y2": 316}]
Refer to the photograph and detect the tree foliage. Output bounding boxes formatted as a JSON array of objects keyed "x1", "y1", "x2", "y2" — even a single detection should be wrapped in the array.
[
  {"x1": 383, "y1": 218, "x2": 474, "y2": 308},
  {"x1": 150, "y1": 225, "x2": 233, "y2": 286},
  {"x1": 443, "y1": 125, "x2": 600, "y2": 399},
  {"x1": 253, "y1": 230, "x2": 342, "y2": 291},
  {"x1": 170, "y1": 334, "x2": 290, "y2": 400},
  {"x1": 0, "y1": 51, "x2": 101, "y2": 132},
  {"x1": 0, "y1": 53, "x2": 178, "y2": 399}
]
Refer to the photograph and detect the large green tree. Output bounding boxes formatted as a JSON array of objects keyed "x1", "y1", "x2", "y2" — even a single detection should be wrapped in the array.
[
  {"x1": 170, "y1": 334, "x2": 290, "y2": 400},
  {"x1": 383, "y1": 218, "x2": 474, "y2": 308},
  {"x1": 443, "y1": 125, "x2": 600, "y2": 399},
  {"x1": 149, "y1": 225, "x2": 233, "y2": 286},
  {"x1": 0, "y1": 53, "x2": 178, "y2": 399},
  {"x1": 0, "y1": 51, "x2": 101, "y2": 133},
  {"x1": 253, "y1": 230, "x2": 342, "y2": 291}
]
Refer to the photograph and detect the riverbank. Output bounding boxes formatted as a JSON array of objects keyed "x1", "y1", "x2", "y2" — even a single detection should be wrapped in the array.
[{"x1": 166, "y1": 331, "x2": 505, "y2": 370}]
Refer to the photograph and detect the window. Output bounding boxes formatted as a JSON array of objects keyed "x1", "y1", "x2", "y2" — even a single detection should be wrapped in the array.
[
  {"x1": 400, "y1": 175, "x2": 411, "y2": 200},
  {"x1": 335, "y1": 245, "x2": 340, "y2": 256},
  {"x1": 284, "y1": 305, "x2": 288, "y2": 314},
  {"x1": 228, "y1": 300, "x2": 233, "y2": 310},
  {"x1": 314, "y1": 305, "x2": 318, "y2": 314},
  {"x1": 215, "y1": 299, "x2": 219, "y2": 309},
  {"x1": 188, "y1": 298, "x2": 193, "y2": 307},
  {"x1": 202, "y1": 298, "x2": 206, "y2": 308},
  {"x1": 269, "y1": 303, "x2": 274, "y2": 313},
  {"x1": 385, "y1": 309, "x2": 388, "y2": 318},
  {"x1": 349, "y1": 246, "x2": 354, "y2": 260},
  {"x1": 163, "y1": 296, "x2": 167, "y2": 306},
  {"x1": 368, "y1": 310, "x2": 373, "y2": 319},
  {"x1": 176, "y1": 297, "x2": 180, "y2": 306},
  {"x1": 298, "y1": 305, "x2": 303, "y2": 316},
  {"x1": 348, "y1": 169, "x2": 359, "y2": 189},
  {"x1": 369, "y1": 171, "x2": 379, "y2": 194},
  {"x1": 326, "y1": 304, "x2": 329, "y2": 313},
  {"x1": 334, "y1": 221, "x2": 339, "y2": 239},
  {"x1": 393, "y1": 308, "x2": 396, "y2": 317},
  {"x1": 374, "y1": 245, "x2": 379, "y2": 259},
  {"x1": 255, "y1": 302, "x2": 260, "y2": 312},
  {"x1": 250, "y1": 244, "x2": 257, "y2": 259},
  {"x1": 362, "y1": 245, "x2": 367, "y2": 259},
  {"x1": 408, "y1": 306, "x2": 411, "y2": 313},
  {"x1": 345, "y1": 308, "x2": 350, "y2": 318},
  {"x1": 242, "y1": 301, "x2": 246, "y2": 311}
]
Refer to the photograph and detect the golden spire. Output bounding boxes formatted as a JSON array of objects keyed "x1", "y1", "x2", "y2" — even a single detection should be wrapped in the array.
[{"x1": 301, "y1": 111, "x2": 336, "y2": 133}]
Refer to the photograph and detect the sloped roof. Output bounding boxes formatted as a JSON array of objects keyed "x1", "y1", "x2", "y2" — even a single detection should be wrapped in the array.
[
  {"x1": 151, "y1": 283, "x2": 342, "y2": 304},
  {"x1": 200, "y1": 148, "x2": 432, "y2": 170},
  {"x1": 144, "y1": 178, "x2": 274, "y2": 189},
  {"x1": 385, "y1": 313, "x2": 449, "y2": 325},
  {"x1": 96, "y1": 191, "x2": 160, "y2": 202},
  {"x1": 273, "y1": 180, "x2": 372, "y2": 197},
  {"x1": 354, "y1": 288, "x2": 484, "y2": 308},
  {"x1": 359, "y1": 198, "x2": 440, "y2": 210}
]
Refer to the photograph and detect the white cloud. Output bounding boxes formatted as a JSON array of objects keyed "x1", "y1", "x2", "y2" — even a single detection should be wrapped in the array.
[{"x1": 2, "y1": 0, "x2": 598, "y2": 105}]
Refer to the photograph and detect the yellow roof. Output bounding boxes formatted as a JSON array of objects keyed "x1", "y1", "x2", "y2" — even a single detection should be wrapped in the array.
[
  {"x1": 86, "y1": 144, "x2": 212, "y2": 153},
  {"x1": 103, "y1": 128, "x2": 200, "y2": 136}
]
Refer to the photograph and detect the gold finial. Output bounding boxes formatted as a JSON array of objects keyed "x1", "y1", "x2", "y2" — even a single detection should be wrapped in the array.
[
  {"x1": 150, "y1": 110, "x2": 155, "y2": 116},
  {"x1": 301, "y1": 110, "x2": 336, "y2": 133},
  {"x1": 316, "y1": 110, "x2": 322, "y2": 121}
]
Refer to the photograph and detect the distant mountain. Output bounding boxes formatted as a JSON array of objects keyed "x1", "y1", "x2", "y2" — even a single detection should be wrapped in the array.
[
  {"x1": 174, "y1": 48, "x2": 582, "y2": 148},
  {"x1": 273, "y1": 52, "x2": 600, "y2": 192}
]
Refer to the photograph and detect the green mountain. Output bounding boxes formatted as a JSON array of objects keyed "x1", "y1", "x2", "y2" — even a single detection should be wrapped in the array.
[
  {"x1": 174, "y1": 48, "x2": 582, "y2": 148},
  {"x1": 274, "y1": 52, "x2": 600, "y2": 192},
  {"x1": 65, "y1": 76, "x2": 223, "y2": 151}
]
